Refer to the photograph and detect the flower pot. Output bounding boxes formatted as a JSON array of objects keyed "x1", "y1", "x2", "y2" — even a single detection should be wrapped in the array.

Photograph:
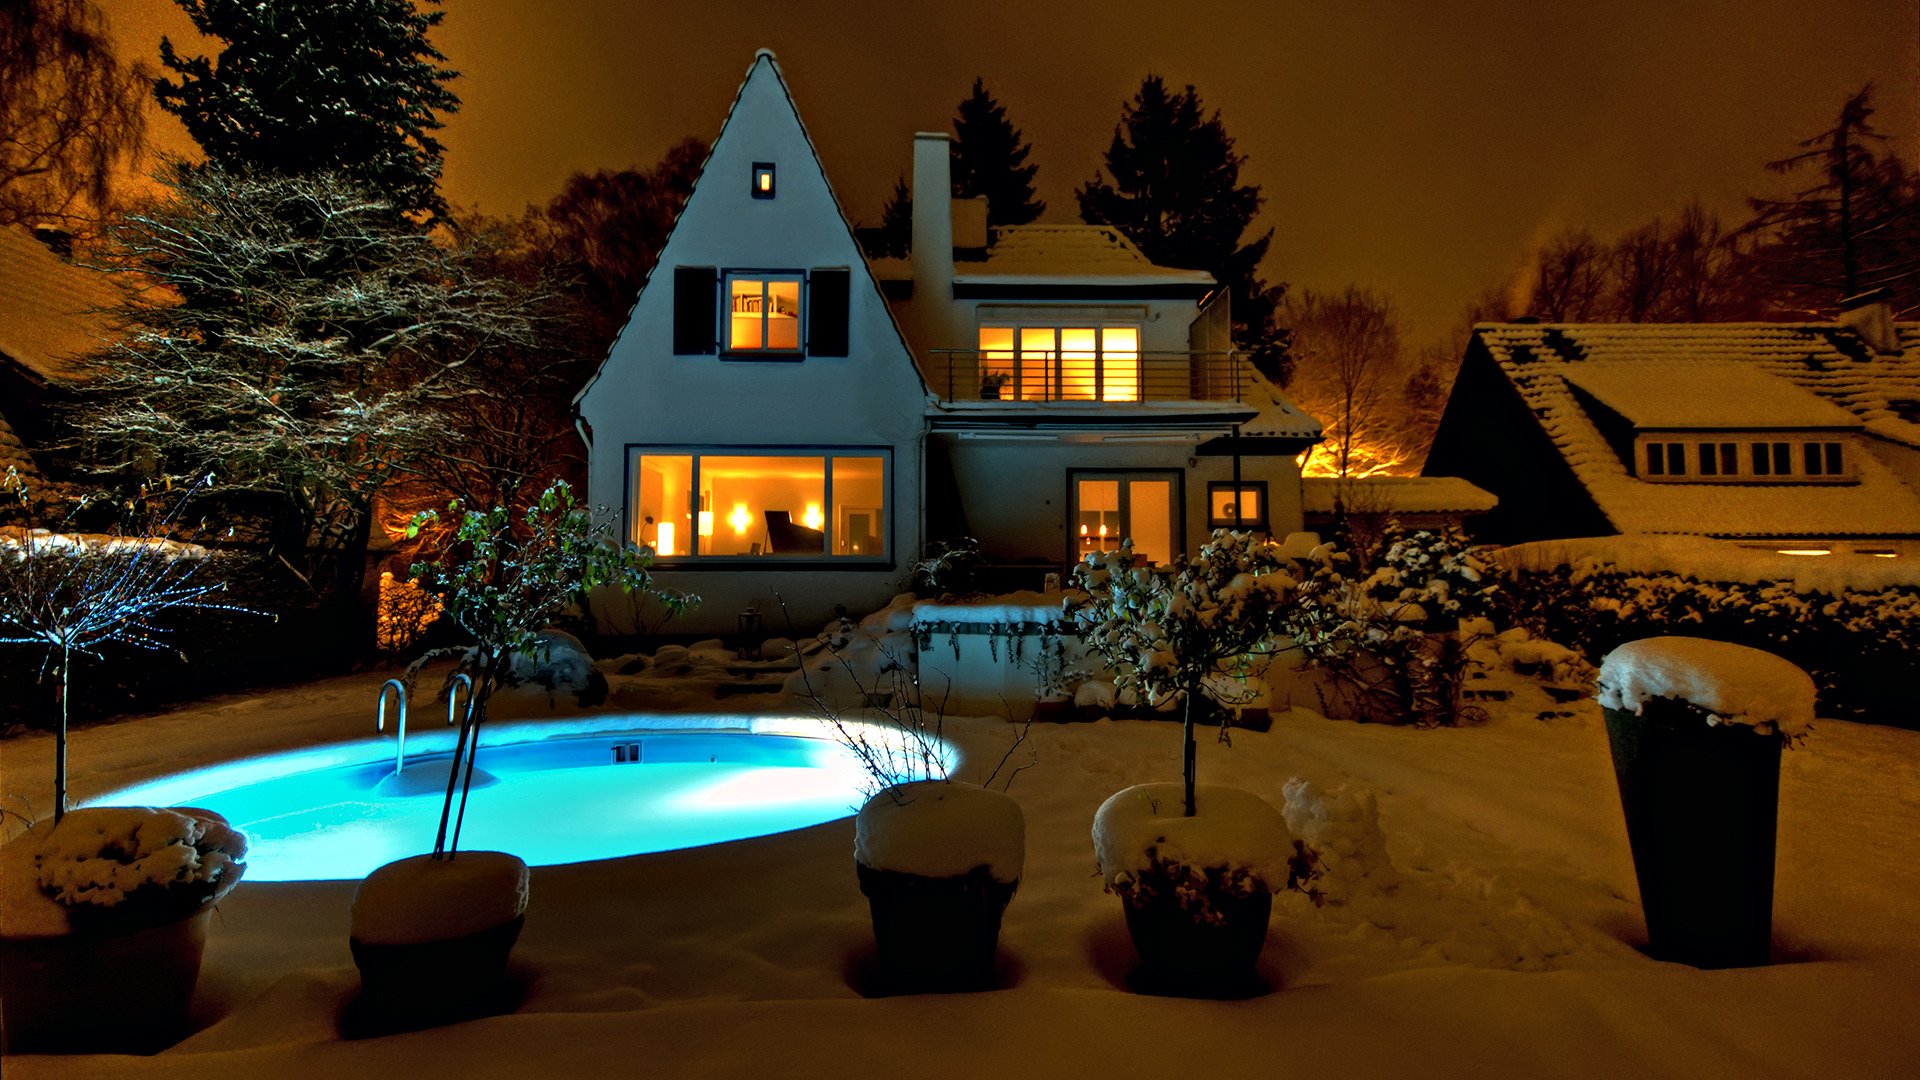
[
  {"x1": 348, "y1": 916, "x2": 525, "y2": 1033},
  {"x1": 1120, "y1": 881, "x2": 1273, "y2": 992},
  {"x1": 0, "y1": 904, "x2": 212, "y2": 1055},
  {"x1": 856, "y1": 863, "x2": 1017, "y2": 990},
  {"x1": 1605, "y1": 699, "x2": 1782, "y2": 968},
  {"x1": 853, "y1": 781, "x2": 1024, "y2": 992},
  {"x1": 348, "y1": 851, "x2": 529, "y2": 1032}
]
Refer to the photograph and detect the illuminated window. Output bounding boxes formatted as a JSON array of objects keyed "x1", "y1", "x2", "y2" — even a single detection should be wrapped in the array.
[
  {"x1": 727, "y1": 274, "x2": 802, "y2": 353},
  {"x1": 630, "y1": 449, "x2": 888, "y2": 560},
  {"x1": 1073, "y1": 472, "x2": 1179, "y2": 565},
  {"x1": 1207, "y1": 482, "x2": 1268, "y2": 530},
  {"x1": 751, "y1": 162, "x2": 775, "y2": 199},
  {"x1": 976, "y1": 324, "x2": 1143, "y2": 401}
]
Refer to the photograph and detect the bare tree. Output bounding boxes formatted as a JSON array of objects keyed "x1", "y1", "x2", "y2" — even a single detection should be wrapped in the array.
[
  {"x1": 0, "y1": 0, "x2": 148, "y2": 231},
  {"x1": 1526, "y1": 229, "x2": 1609, "y2": 320},
  {"x1": 1284, "y1": 287, "x2": 1418, "y2": 479}
]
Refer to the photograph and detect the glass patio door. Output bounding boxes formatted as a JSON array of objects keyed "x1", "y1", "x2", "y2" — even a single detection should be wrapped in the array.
[{"x1": 1072, "y1": 472, "x2": 1179, "y2": 565}]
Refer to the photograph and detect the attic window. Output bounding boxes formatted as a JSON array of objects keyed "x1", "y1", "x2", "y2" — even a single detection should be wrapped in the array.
[{"x1": 752, "y1": 163, "x2": 776, "y2": 199}]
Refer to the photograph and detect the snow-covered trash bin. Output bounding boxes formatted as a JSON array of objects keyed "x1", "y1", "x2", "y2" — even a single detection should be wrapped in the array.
[
  {"x1": 1596, "y1": 636, "x2": 1814, "y2": 969},
  {"x1": 855, "y1": 780, "x2": 1024, "y2": 992},
  {"x1": 347, "y1": 852, "x2": 529, "y2": 1034},
  {"x1": 0, "y1": 806, "x2": 248, "y2": 1054}
]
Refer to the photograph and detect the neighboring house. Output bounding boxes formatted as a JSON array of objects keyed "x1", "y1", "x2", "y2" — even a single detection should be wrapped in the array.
[
  {"x1": 1424, "y1": 300, "x2": 1920, "y2": 556},
  {"x1": 0, "y1": 224, "x2": 115, "y2": 502},
  {"x1": 576, "y1": 52, "x2": 1320, "y2": 632},
  {"x1": 1300, "y1": 475, "x2": 1497, "y2": 537}
]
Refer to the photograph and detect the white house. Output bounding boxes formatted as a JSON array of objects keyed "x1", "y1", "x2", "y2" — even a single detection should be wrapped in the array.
[{"x1": 577, "y1": 52, "x2": 1319, "y2": 633}]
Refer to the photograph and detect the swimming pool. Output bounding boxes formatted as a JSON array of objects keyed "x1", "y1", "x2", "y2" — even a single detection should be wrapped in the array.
[{"x1": 95, "y1": 720, "x2": 905, "y2": 881}]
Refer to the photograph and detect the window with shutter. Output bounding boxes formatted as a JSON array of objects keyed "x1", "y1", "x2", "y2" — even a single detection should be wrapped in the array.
[
  {"x1": 672, "y1": 267, "x2": 717, "y2": 355},
  {"x1": 807, "y1": 269, "x2": 850, "y2": 356}
]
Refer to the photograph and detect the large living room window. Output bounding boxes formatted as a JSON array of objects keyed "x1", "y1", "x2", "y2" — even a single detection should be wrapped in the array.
[
  {"x1": 977, "y1": 325, "x2": 1141, "y2": 401},
  {"x1": 726, "y1": 274, "x2": 803, "y2": 353},
  {"x1": 630, "y1": 448, "x2": 888, "y2": 561}
]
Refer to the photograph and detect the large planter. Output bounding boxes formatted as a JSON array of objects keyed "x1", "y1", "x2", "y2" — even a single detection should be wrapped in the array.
[
  {"x1": 1093, "y1": 783, "x2": 1289, "y2": 995},
  {"x1": 854, "y1": 781, "x2": 1024, "y2": 992},
  {"x1": 1597, "y1": 636, "x2": 1814, "y2": 969},
  {"x1": 348, "y1": 851, "x2": 529, "y2": 1033},
  {"x1": 0, "y1": 905, "x2": 212, "y2": 1055},
  {"x1": 1604, "y1": 699, "x2": 1782, "y2": 968}
]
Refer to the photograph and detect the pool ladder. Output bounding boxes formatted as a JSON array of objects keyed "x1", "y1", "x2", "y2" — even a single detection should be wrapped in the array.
[{"x1": 376, "y1": 674, "x2": 473, "y2": 774}]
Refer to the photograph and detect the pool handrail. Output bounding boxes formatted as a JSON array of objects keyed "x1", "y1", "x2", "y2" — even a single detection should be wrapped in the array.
[
  {"x1": 448, "y1": 672, "x2": 473, "y2": 727},
  {"x1": 376, "y1": 678, "x2": 409, "y2": 775}
]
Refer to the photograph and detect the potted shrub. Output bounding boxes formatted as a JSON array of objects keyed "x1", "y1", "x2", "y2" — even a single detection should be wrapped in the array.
[
  {"x1": 347, "y1": 480, "x2": 693, "y2": 1032},
  {"x1": 1069, "y1": 530, "x2": 1304, "y2": 994},
  {"x1": 0, "y1": 807, "x2": 248, "y2": 1054},
  {"x1": 0, "y1": 480, "x2": 260, "y2": 1052},
  {"x1": 1596, "y1": 635, "x2": 1813, "y2": 968},
  {"x1": 979, "y1": 371, "x2": 1010, "y2": 399},
  {"x1": 796, "y1": 616, "x2": 1031, "y2": 992}
]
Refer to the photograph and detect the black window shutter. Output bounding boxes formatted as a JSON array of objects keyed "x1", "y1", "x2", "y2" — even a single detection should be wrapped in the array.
[
  {"x1": 808, "y1": 269, "x2": 850, "y2": 357},
  {"x1": 673, "y1": 267, "x2": 717, "y2": 355}
]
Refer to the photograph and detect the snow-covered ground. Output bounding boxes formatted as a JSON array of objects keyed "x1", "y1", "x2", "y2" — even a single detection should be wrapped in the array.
[{"x1": 3, "y1": 652, "x2": 1918, "y2": 1079}]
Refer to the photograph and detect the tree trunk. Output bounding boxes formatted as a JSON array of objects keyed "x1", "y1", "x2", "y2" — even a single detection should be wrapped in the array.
[
  {"x1": 53, "y1": 647, "x2": 70, "y2": 824},
  {"x1": 448, "y1": 654, "x2": 496, "y2": 858},
  {"x1": 1182, "y1": 683, "x2": 1198, "y2": 818}
]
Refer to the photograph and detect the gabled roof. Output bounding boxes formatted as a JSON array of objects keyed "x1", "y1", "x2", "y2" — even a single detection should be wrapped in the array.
[
  {"x1": 0, "y1": 225, "x2": 117, "y2": 385},
  {"x1": 1301, "y1": 475, "x2": 1497, "y2": 515},
  {"x1": 1463, "y1": 321, "x2": 1920, "y2": 538},
  {"x1": 1561, "y1": 361, "x2": 1862, "y2": 431}
]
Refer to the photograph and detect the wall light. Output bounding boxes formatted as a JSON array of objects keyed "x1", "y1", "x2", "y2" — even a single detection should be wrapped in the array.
[
  {"x1": 802, "y1": 503, "x2": 824, "y2": 531},
  {"x1": 730, "y1": 504, "x2": 751, "y2": 534},
  {"x1": 1775, "y1": 548, "x2": 1831, "y2": 556}
]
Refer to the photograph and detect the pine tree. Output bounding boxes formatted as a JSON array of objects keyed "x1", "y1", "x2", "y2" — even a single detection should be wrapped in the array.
[
  {"x1": 860, "y1": 173, "x2": 913, "y2": 260},
  {"x1": 1077, "y1": 76, "x2": 1287, "y2": 381},
  {"x1": 156, "y1": 0, "x2": 459, "y2": 220},
  {"x1": 950, "y1": 78, "x2": 1043, "y2": 227},
  {"x1": 1741, "y1": 84, "x2": 1920, "y2": 316}
]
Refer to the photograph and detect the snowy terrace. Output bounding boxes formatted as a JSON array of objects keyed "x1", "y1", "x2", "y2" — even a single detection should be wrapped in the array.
[{"x1": 2, "y1": 635, "x2": 1917, "y2": 1078}]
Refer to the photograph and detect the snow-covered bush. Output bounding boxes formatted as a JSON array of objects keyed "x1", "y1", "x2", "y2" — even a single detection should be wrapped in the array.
[
  {"x1": 1287, "y1": 524, "x2": 1502, "y2": 726},
  {"x1": 1502, "y1": 555, "x2": 1920, "y2": 725},
  {"x1": 908, "y1": 536, "x2": 982, "y2": 598},
  {"x1": 1069, "y1": 530, "x2": 1298, "y2": 816},
  {"x1": 1, "y1": 807, "x2": 248, "y2": 937}
]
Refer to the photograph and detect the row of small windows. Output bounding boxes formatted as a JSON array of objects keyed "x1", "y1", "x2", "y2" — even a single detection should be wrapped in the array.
[{"x1": 1643, "y1": 440, "x2": 1845, "y2": 479}]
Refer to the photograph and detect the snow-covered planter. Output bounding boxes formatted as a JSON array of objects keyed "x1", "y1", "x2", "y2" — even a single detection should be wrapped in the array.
[
  {"x1": 854, "y1": 780, "x2": 1024, "y2": 990},
  {"x1": 0, "y1": 806, "x2": 248, "y2": 1053},
  {"x1": 1093, "y1": 784, "x2": 1295, "y2": 993},
  {"x1": 348, "y1": 851, "x2": 529, "y2": 1032},
  {"x1": 1596, "y1": 636, "x2": 1814, "y2": 968}
]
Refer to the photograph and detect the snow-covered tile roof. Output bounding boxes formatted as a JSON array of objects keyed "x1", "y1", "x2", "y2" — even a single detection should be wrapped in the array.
[
  {"x1": 952, "y1": 225, "x2": 1217, "y2": 287},
  {"x1": 1302, "y1": 475, "x2": 1497, "y2": 515},
  {"x1": 1236, "y1": 365, "x2": 1323, "y2": 440},
  {"x1": 1560, "y1": 361, "x2": 1862, "y2": 431},
  {"x1": 0, "y1": 226, "x2": 117, "y2": 383},
  {"x1": 1474, "y1": 322, "x2": 1920, "y2": 538}
]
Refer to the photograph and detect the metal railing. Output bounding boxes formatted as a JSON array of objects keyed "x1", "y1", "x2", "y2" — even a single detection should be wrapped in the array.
[
  {"x1": 375, "y1": 672, "x2": 472, "y2": 777},
  {"x1": 927, "y1": 349, "x2": 1248, "y2": 404}
]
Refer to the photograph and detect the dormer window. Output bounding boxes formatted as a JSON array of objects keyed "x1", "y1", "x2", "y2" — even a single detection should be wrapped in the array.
[
  {"x1": 751, "y1": 163, "x2": 776, "y2": 199},
  {"x1": 727, "y1": 273, "x2": 802, "y2": 352}
]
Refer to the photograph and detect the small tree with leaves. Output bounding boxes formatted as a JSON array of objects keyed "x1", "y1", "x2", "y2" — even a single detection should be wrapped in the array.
[
  {"x1": 403, "y1": 480, "x2": 693, "y2": 858},
  {"x1": 0, "y1": 474, "x2": 261, "y2": 822},
  {"x1": 1070, "y1": 531, "x2": 1297, "y2": 817}
]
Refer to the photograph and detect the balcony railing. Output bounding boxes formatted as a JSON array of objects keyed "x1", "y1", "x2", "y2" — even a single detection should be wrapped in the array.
[{"x1": 926, "y1": 349, "x2": 1248, "y2": 404}]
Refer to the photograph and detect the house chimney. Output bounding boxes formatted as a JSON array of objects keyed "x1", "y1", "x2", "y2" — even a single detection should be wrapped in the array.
[
  {"x1": 951, "y1": 195, "x2": 989, "y2": 257},
  {"x1": 910, "y1": 132, "x2": 955, "y2": 345},
  {"x1": 1838, "y1": 288, "x2": 1900, "y2": 355}
]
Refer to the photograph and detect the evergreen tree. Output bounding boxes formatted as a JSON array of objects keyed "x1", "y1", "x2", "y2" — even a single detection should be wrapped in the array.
[
  {"x1": 860, "y1": 173, "x2": 912, "y2": 260},
  {"x1": 0, "y1": 0, "x2": 149, "y2": 231},
  {"x1": 1077, "y1": 76, "x2": 1287, "y2": 382},
  {"x1": 950, "y1": 78, "x2": 1043, "y2": 227},
  {"x1": 155, "y1": 0, "x2": 459, "y2": 220},
  {"x1": 1741, "y1": 84, "x2": 1920, "y2": 316}
]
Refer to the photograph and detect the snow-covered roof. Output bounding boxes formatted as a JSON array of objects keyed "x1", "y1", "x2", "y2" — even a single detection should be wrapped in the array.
[
  {"x1": 1236, "y1": 366, "x2": 1325, "y2": 441},
  {"x1": 870, "y1": 225, "x2": 1218, "y2": 290},
  {"x1": 1469, "y1": 322, "x2": 1920, "y2": 538},
  {"x1": 0, "y1": 225, "x2": 117, "y2": 384},
  {"x1": 1561, "y1": 361, "x2": 1862, "y2": 431},
  {"x1": 953, "y1": 225, "x2": 1216, "y2": 288},
  {"x1": 1302, "y1": 475, "x2": 1497, "y2": 515}
]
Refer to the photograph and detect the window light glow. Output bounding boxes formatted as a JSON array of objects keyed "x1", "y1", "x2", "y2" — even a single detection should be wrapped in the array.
[
  {"x1": 698, "y1": 510, "x2": 714, "y2": 537},
  {"x1": 802, "y1": 503, "x2": 824, "y2": 531},
  {"x1": 729, "y1": 504, "x2": 751, "y2": 534},
  {"x1": 1776, "y1": 548, "x2": 1831, "y2": 556},
  {"x1": 655, "y1": 521, "x2": 677, "y2": 556}
]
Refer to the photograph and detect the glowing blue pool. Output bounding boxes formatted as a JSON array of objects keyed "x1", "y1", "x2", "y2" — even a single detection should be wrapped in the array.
[{"x1": 97, "y1": 725, "x2": 885, "y2": 881}]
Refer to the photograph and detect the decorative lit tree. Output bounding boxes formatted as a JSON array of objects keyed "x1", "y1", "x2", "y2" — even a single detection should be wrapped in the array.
[
  {"x1": 404, "y1": 480, "x2": 694, "y2": 857},
  {"x1": 1070, "y1": 531, "x2": 1297, "y2": 816},
  {"x1": 0, "y1": 474, "x2": 261, "y2": 821}
]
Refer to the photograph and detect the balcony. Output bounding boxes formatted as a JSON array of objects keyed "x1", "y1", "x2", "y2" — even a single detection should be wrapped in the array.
[{"x1": 925, "y1": 349, "x2": 1248, "y2": 404}]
